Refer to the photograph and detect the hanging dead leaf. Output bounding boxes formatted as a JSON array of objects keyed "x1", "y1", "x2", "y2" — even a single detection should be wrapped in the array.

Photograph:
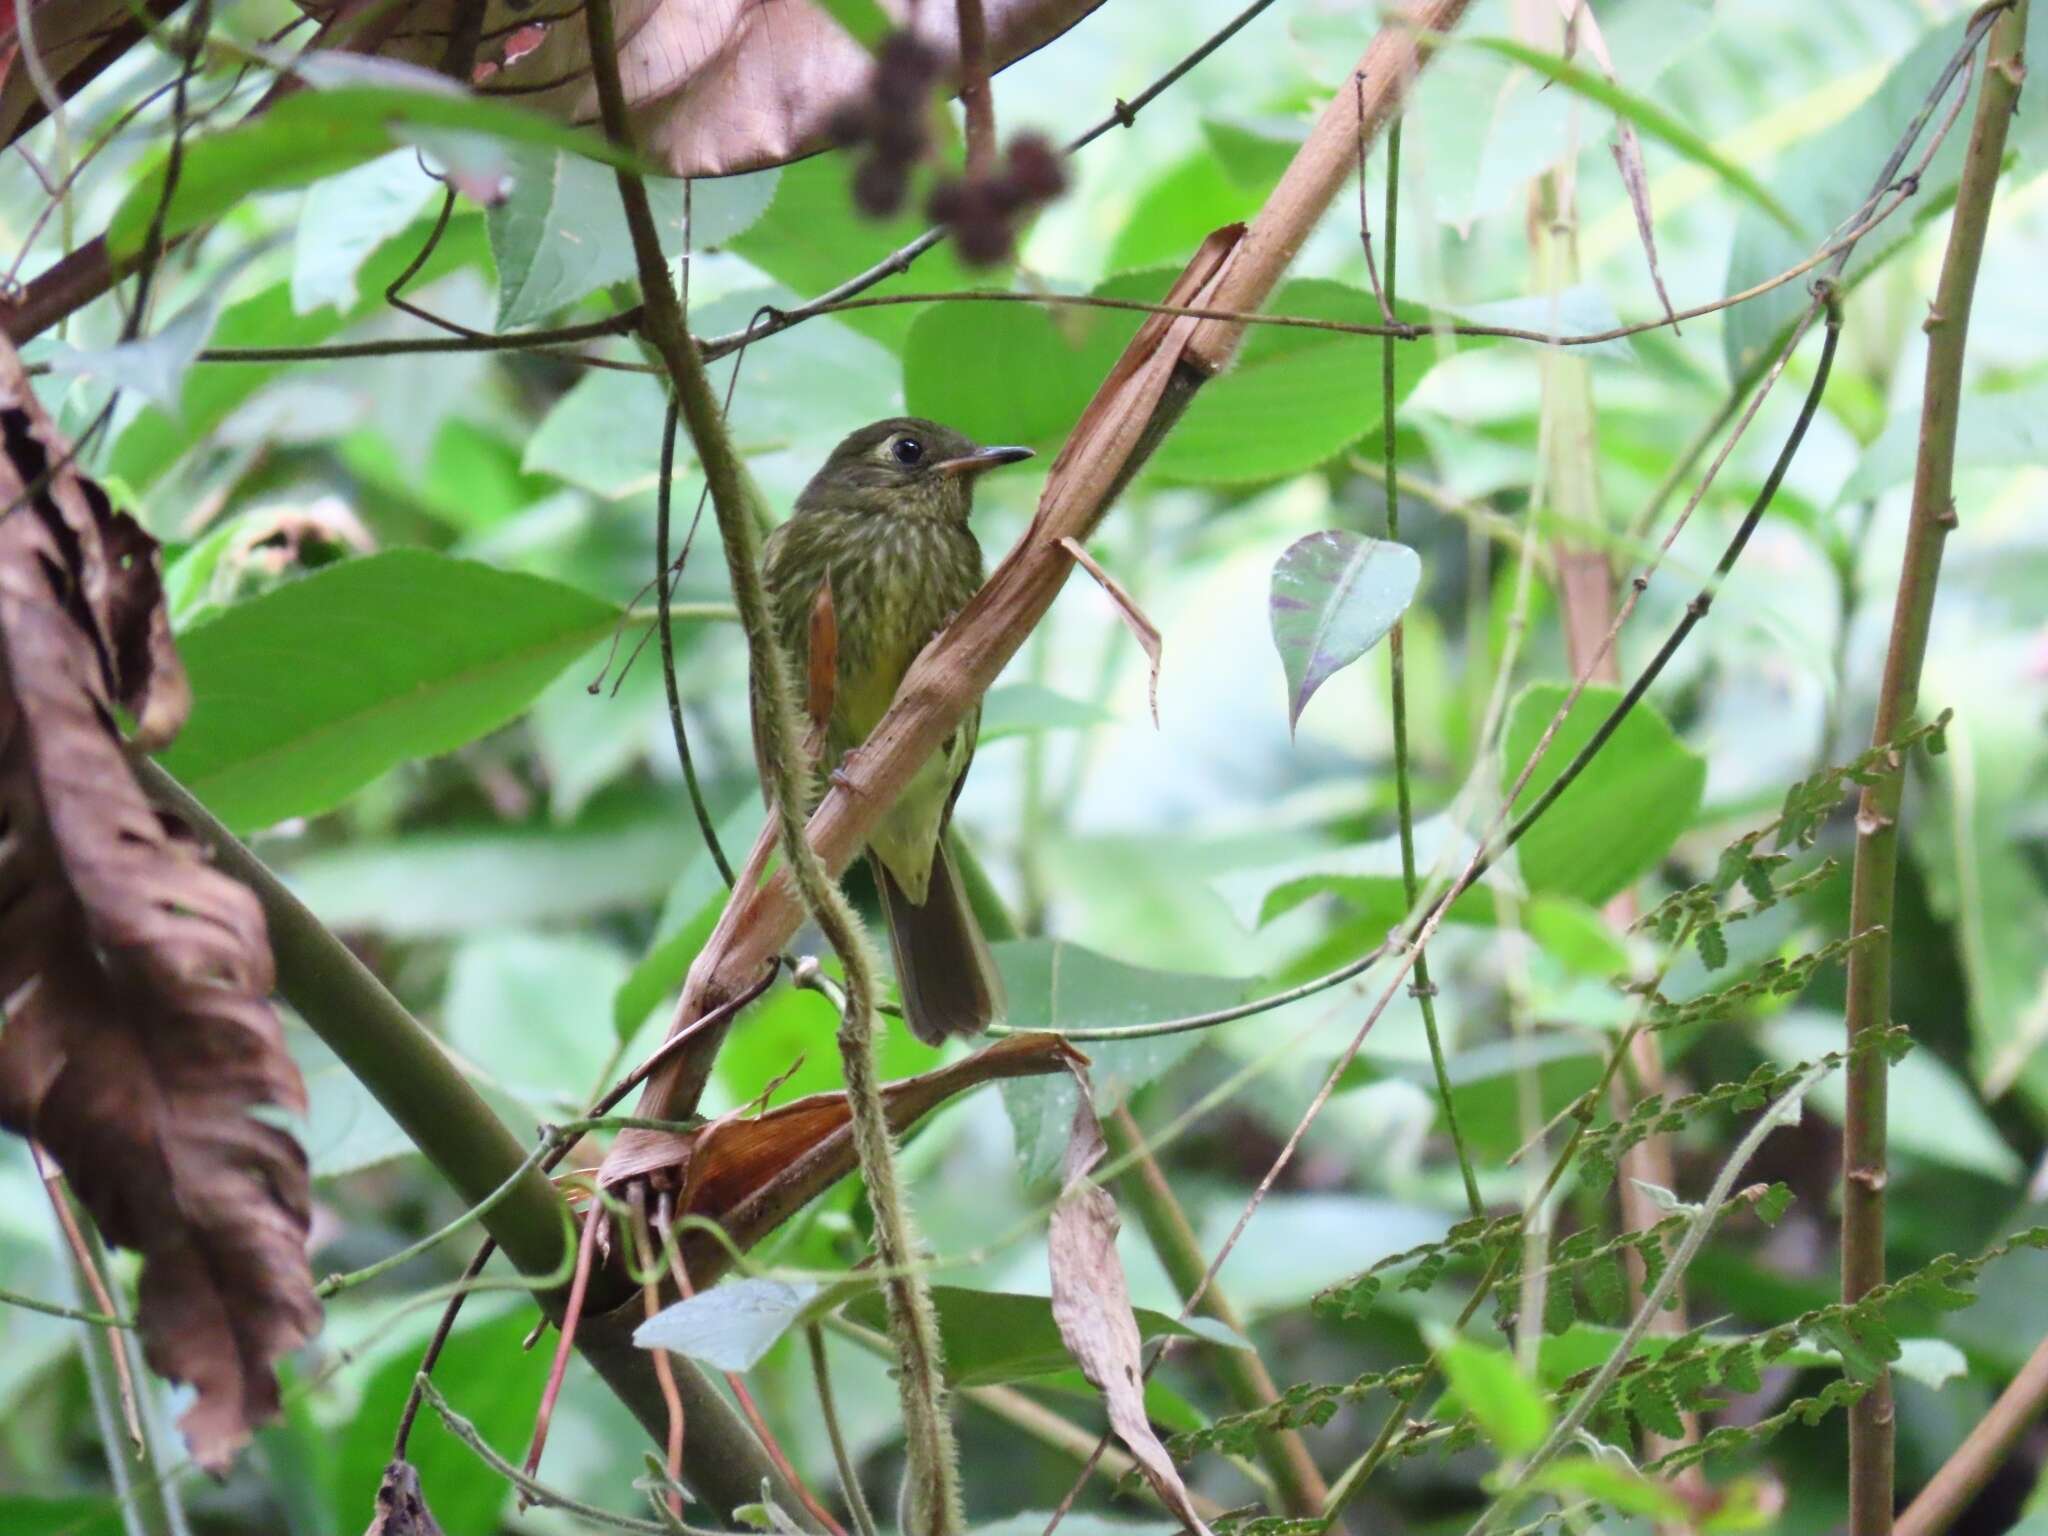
[
  {"x1": 600, "y1": 1031, "x2": 1082, "y2": 1287},
  {"x1": 1057, "y1": 536, "x2": 1161, "y2": 727},
  {"x1": 0, "y1": 335, "x2": 317, "y2": 1475},
  {"x1": 1047, "y1": 1069, "x2": 1212, "y2": 1536},
  {"x1": 0, "y1": 3, "x2": 182, "y2": 151},
  {"x1": 306, "y1": 0, "x2": 1107, "y2": 177},
  {"x1": 806, "y1": 574, "x2": 838, "y2": 751},
  {"x1": 364, "y1": 1460, "x2": 445, "y2": 1536},
  {"x1": 1552, "y1": 0, "x2": 1677, "y2": 328}
]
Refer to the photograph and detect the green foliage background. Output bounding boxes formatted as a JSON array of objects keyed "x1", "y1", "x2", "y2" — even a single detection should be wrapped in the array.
[{"x1": 3, "y1": 1, "x2": 2047, "y2": 1533}]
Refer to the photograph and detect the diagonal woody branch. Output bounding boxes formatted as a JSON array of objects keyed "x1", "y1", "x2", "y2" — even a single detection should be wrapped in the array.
[{"x1": 604, "y1": 0, "x2": 1475, "y2": 1150}]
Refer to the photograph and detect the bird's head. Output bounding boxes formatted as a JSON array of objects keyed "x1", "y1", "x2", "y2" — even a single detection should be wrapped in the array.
[{"x1": 797, "y1": 417, "x2": 1033, "y2": 522}]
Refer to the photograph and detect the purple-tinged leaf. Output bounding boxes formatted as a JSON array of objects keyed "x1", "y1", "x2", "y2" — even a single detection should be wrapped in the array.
[{"x1": 1269, "y1": 530, "x2": 1421, "y2": 732}]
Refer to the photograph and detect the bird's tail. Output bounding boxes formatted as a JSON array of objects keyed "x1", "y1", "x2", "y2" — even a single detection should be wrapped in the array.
[{"x1": 871, "y1": 843, "x2": 1004, "y2": 1045}]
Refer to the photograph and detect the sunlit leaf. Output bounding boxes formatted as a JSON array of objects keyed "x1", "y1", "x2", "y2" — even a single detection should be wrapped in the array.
[
  {"x1": 159, "y1": 551, "x2": 621, "y2": 831},
  {"x1": 1500, "y1": 683, "x2": 1706, "y2": 905},
  {"x1": 1429, "y1": 1325, "x2": 1553, "y2": 1458}
]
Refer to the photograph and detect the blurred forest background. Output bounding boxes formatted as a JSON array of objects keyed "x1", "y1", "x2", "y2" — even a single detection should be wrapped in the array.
[{"x1": 1, "y1": 2, "x2": 2045, "y2": 1535}]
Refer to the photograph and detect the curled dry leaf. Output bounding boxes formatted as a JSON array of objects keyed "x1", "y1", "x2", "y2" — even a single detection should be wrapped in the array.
[
  {"x1": 600, "y1": 1030, "x2": 1082, "y2": 1288},
  {"x1": 0, "y1": 335, "x2": 317, "y2": 1474},
  {"x1": 1057, "y1": 536, "x2": 1161, "y2": 728},
  {"x1": 0, "y1": 2, "x2": 181, "y2": 151},
  {"x1": 364, "y1": 1460, "x2": 446, "y2": 1536},
  {"x1": 321, "y1": 0, "x2": 1108, "y2": 177},
  {"x1": 1047, "y1": 1069, "x2": 1213, "y2": 1536},
  {"x1": 1552, "y1": 0, "x2": 1677, "y2": 327}
]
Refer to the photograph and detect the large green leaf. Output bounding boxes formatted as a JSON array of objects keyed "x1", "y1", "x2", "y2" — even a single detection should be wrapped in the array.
[
  {"x1": 489, "y1": 146, "x2": 777, "y2": 328},
  {"x1": 0, "y1": 1499, "x2": 124, "y2": 1536},
  {"x1": 995, "y1": 939, "x2": 1248, "y2": 1180},
  {"x1": 287, "y1": 799, "x2": 703, "y2": 939},
  {"x1": 1108, "y1": 151, "x2": 1273, "y2": 272},
  {"x1": 1721, "y1": 9, "x2": 2048, "y2": 381},
  {"x1": 1500, "y1": 683, "x2": 1705, "y2": 905},
  {"x1": 336, "y1": 1307, "x2": 548, "y2": 1536},
  {"x1": 442, "y1": 932, "x2": 631, "y2": 1113},
  {"x1": 291, "y1": 150, "x2": 443, "y2": 315},
  {"x1": 159, "y1": 551, "x2": 620, "y2": 831},
  {"x1": 1841, "y1": 379, "x2": 2048, "y2": 503},
  {"x1": 844, "y1": 1285, "x2": 1246, "y2": 1387},
  {"x1": 1151, "y1": 281, "x2": 1455, "y2": 484},
  {"x1": 108, "y1": 213, "x2": 490, "y2": 492},
  {"x1": 108, "y1": 67, "x2": 632, "y2": 257}
]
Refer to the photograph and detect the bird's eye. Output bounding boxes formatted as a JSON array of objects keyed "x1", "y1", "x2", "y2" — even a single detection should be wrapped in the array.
[{"x1": 890, "y1": 435, "x2": 924, "y2": 466}]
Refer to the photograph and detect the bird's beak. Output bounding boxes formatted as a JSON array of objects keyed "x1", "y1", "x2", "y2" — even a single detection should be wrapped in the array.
[{"x1": 933, "y1": 444, "x2": 1035, "y2": 478}]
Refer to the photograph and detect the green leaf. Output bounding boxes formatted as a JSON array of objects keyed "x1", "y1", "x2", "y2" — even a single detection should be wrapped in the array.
[
  {"x1": 810, "y1": 0, "x2": 890, "y2": 49},
  {"x1": 994, "y1": 939, "x2": 1248, "y2": 1180},
  {"x1": 979, "y1": 683, "x2": 1113, "y2": 742},
  {"x1": 843, "y1": 1285, "x2": 1247, "y2": 1387},
  {"x1": 1109, "y1": 152, "x2": 1272, "y2": 272},
  {"x1": 489, "y1": 146, "x2": 777, "y2": 328},
  {"x1": 1463, "y1": 37, "x2": 1800, "y2": 236},
  {"x1": 1150, "y1": 281, "x2": 1453, "y2": 484},
  {"x1": 0, "y1": 1499, "x2": 125, "y2": 1536},
  {"x1": 732, "y1": 150, "x2": 993, "y2": 352},
  {"x1": 292, "y1": 149, "x2": 442, "y2": 314},
  {"x1": 636, "y1": 1277, "x2": 822, "y2": 1371},
  {"x1": 1842, "y1": 379, "x2": 2048, "y2": 503},
  {"x1": 108, "y1": 69, "x2": 633, "y2": 257},
  {"x1": 442, "y1": 932, "x2": 630, "y2": 1111},
  {"x1": 1762, "y1": 1013, "x2": 2022, "y2": 1182},
  {"x1": 1269, "y1": 530, "x2": 1421, "y2": 731},
  {"x1": 336, "y1": 1307, "x2": 548, "y2": 1536},
  {"x1": 1500, "y1": 683, "x2": 1706, "y2": 905},
  {"x1": 1524, "y1": 895, "x2": 1631, "y2": 977},
  {"x1": 287, "y1": 799, "x2": 702, "y2": 939},
  {"x1": 614, "y1": 798, "x2": 760, "y2": 1037},
  {"x1": 1526, "y1": 1456, "x2": 1685, "y2": 1520},
  {"x1": 1721, "y1": 13, "x2": 2003, "y2": 381},
  {"x1": 159, "y1": 551, "x2": 620, "y2": 831},
  {"x1": 901, "y1": 293, "x2": 1113, "y2": 449},
  {"x1": 108, "y1": 212, "x2": 490, "y2": 492},
  {"x1": 1428, "y1": 1325, "x2": 1553, "y2": 1458},
  {"x1": 1212, "y1": 817, "x2": 1499, "y2": 932}
]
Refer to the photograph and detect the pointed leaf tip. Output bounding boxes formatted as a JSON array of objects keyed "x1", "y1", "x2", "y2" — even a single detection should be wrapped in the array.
[{"x1": 1269, "y1": 530, "x2": 1421, "y2": 731}]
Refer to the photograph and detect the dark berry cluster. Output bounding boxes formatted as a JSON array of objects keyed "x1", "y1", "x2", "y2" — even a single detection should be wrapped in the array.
[
  {"x1": 829, "y1": 31, "x2": 1069, "y2": 267},
  {"x1": 831, "y1": 31, "x2": 942, "y2": 218},
  {"x1": 925, "y1": 132, "x2": 1068, "y2": 266}
]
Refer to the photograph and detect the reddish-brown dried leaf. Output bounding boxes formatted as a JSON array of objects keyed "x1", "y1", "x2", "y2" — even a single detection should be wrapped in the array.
[
  {"x1": 316, "y1": 0, "x2": 1107, "y2": 176},
  {"x1": 0, "y1": 336, "x2": 317, "y2": 1474},
  {"x1": 0, "y1": 3, "x2": 183, "y2": 150},
  {"x1": 602, "y1": 1031, "x2": 1081, "y2": 1286},
  {"x1": 1047, "y1": 1070, "x2": 1212, "y2": 1536}
]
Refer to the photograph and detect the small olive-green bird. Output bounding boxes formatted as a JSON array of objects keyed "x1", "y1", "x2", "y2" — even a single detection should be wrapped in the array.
[{"x1": 761, "y1": 417, "x2": 1032, "y2": 1044}]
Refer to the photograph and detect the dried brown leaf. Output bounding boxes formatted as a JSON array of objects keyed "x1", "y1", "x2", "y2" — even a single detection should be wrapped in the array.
[
  {"x1": 1552, "y1": 0, "x2": 1677, "y2": 328},
  {"x1": 806, "y1": 575, "x2": 838, "y2": 744},
  {"x1": 602, "y1": 1031, "x2": 1082, "y2": 1286},
  {"x1": 331, "y1": 0, "x2": 1107, "y2": 177},
  {"x1": 1048, "y1": 1072, "x2": 1212, "y2": 1536},
  {"x1": 1057, "y1": 536, "x2": 1160, "y2": 728},
  {"x1": 0, "y1": 3, "x2": 181, "y2": 151},
  {"x1": 364, "y1": 1460, "x2": 445, "y2": 1536},
  {"x1": 0, "y1": 336, "x2": 317, "y2": 1474}
]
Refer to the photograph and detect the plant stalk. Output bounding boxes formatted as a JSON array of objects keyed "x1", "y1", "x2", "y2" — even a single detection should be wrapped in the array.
[{"x1": 1843, "y1": 7, "x2": 2027, "y2": 1532}]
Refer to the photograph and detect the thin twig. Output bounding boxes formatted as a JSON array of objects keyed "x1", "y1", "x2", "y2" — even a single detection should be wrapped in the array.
[
  {"x1": 1897, "y1": 1330, "x2": 2048, "y2": 1536},
  {"x1": 809, "y1": 1324, "x2": 881, "y2": 1536},
  {"x1": 1375, "y1": 112, "x2": 1482, "y2": 1221}
]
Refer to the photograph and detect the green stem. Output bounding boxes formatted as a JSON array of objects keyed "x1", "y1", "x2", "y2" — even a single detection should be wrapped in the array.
[
  {"x1": 1377, "y1": 118, "x2": 1483, "y2": 1222},
  {"x1": 1104, "y1": 1107, "x2": 1329, "y2": 1514},
  {"x1": 1843, "y1": 7, "x2": 2027, "y2": 1532},
  {"x1": 131, "y1": 759, "x2": 795, "y2": 1519}
]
